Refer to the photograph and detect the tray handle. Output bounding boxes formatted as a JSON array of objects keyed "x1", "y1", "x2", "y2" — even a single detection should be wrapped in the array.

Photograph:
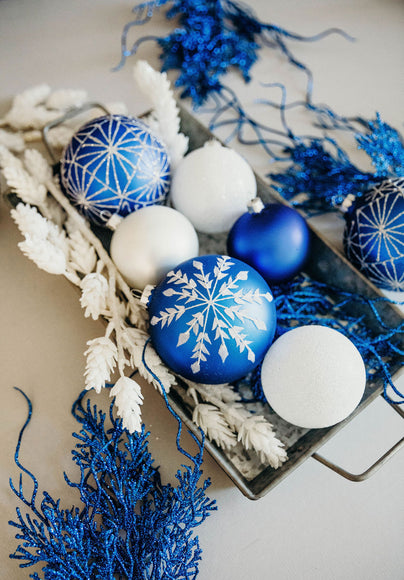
[
  {"x1": 42, "y1": 102, "x2": 110, "y2": 164},
  {"x1": 312, "y1": 400, "x2": 404, "y2": 482}
]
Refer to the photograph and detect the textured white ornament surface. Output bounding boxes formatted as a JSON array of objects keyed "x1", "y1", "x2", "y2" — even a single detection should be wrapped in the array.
[
  {"x1": 170, "y1": 140, "x2": 256, "y2": 234},
  {"x1": 261, "y1": 325, "x2": 366, "y2": 429},
  {"x1": 110, "y1": 205, "x2": 199, "y2": 290}
]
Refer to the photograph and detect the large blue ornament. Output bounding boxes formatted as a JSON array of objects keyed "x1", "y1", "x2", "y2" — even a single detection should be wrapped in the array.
[
  {"x1": 60, "y1": 115, "x2": 170, "y2": 226},
  {"x1": 343, "y1": 178, "x2": 404, "y2": 291},
  {"x1": 147, "y1": 255, "x2": 277, "y2": 384},
  {"x1": 227, "y1": 198, "x2": 311, "y2": 284}
]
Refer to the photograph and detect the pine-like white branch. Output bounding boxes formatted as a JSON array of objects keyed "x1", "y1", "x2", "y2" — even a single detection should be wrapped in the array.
[
  {"x1": 84, "y1": 337, "x2": 118, "y2": 393},
  {"x1": 110, "y1": 376, "x2": 144, "y2": 433},
  {"x1": 80, "y1": 273, "x2": 109, "y2": 320},
  {"x1": 193, "y1": 403, "x2": 237, "y2": 450},
  {"x1": 133, "y1": 60, "x2": 188, "y2": 168},
  {"x1": 0, "y1": 129, "x2": 25, "y2": 152},
  {"x1": 121, "y1": 327, "x2": 177, "y2": 393},
  {"x1": 238, "y1": 416, "x2": 288, "y2": 469}
]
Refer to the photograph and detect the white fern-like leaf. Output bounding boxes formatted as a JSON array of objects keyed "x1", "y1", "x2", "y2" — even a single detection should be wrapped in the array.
[
  {"x1": 46, "y1": 89, "x2": 88, "y2": 111},
  {"x1": 0, "y1": 129, "x2": 25, "y2": 152},
  {"x1": 11, "y1": 203, "x2": 51, "y2": 239},
  {"x1": 80, "y1": 273, "x2": 109, "y2": 320},
  {"x1": 110, "y1": 376, "x2": 144, "y2": 433},
  {"x1": 68, "y1": 229, "x2": 97, "y2": 275},
  {"x1": 18, "y1": 236, "x2": 66, "y2": 275},
  {"x1": 238, "y1": 415, "x2": 287, "y2": 469},
  {"x1": 2, "y1": 163, "x2": 47, "y2": 206},
  {"x1": 23, "y1": 148, "x2": 53, "y2": 184},
  {"x1": 84, "y1": 337, "x2": 118, "y2": 393},
  {"x1": 192, "y1": 403, "x2": 237, "y2": 450},
  {"x1": 120, "y1": 327, "x2": 176, "y2": 393},
  {"x1": 133, "y1": 60, "x2": 188, "y2": 167}
]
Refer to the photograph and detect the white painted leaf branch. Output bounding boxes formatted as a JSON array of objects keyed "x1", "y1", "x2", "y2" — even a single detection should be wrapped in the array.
[{"x1": 0, "y1": 70, "x2": 287, "y2": 469}]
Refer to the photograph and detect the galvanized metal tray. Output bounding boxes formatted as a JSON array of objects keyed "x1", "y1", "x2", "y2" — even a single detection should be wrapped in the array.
[
  {"x1": 167, "y1": 107, "x2": 404, "y2": 498},
  {"x1": 5, "y1": 105, "x2": 404, "y2": 500}
]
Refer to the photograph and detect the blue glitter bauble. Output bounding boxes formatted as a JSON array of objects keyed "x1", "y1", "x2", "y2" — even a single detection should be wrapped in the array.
[
  {"x1": 60, "y1": 115, "x2": 170, "y2": 226},
  {"x1": 344, "y1": 178, "x2": 404, "y2": 291},
  {"x1": 147, "y1": 255, "x2": 277, "y2": 384},
  {"x1": 227, "y1": 200, "x2": 311, "y2": 284}
]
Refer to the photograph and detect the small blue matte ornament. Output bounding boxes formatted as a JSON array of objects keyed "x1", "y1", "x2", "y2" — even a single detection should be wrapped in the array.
[
  {"x1": 60, "y1": 115, "x2": 170, "y2": 226},
  {"x1": 145, "y1": 254, "x2": 277, "y2": 384},
  {"x1": 227, "y1": 198, "x2": 311, "y2": 284},
  {"x1": 343, "y1": 178, "x2": 404, "y2": 291}
]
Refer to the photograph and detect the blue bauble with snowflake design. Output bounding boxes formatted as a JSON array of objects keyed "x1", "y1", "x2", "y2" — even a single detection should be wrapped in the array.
[
  {"x1": 343, "y1": 178, "x2": 404, "y2": 291},
  {"x1": 146, "y1": 255, "x2": 277, "y2": 384},
  {"x1": 60, "y1": 115, "x2": 170, "y2": 226}
]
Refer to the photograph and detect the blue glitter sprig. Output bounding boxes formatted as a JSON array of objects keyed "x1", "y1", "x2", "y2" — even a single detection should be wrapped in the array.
[
  {"x1": 115, "y1": 0, "x2": 352, "y2": 105},
  {"x1": 9, "y1": 388, "x2": 216, "y2": 579},
  {"x1": 270, "y1": 113, "x2": 404, "y2": 212}
]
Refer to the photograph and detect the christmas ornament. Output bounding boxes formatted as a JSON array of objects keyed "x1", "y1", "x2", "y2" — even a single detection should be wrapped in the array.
[
  {"x1": 60, "y1": 114, "x2": 170, "y2": 226},
  {"x1": 170, "y1": 140, "x2": 256, "y2": 234},
  {"x1": 343, "y1": 178, "x2": 404, "y2": 292},
  {"x1": 227, "y1": 198, "x2": 311, "y2": 284},
  {"x1": 110, "y1": 205, "x2": 199, "y2": 290},
  {"x1": 145, "y1": 254, "x2": 277, "y2": 384},
  {"x1": 261, "y1": 325, "x2": 366, "y2": 429}
]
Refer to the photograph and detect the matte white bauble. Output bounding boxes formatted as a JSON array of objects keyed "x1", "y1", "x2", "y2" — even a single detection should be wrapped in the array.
[
  {"x1": 110, "y1": 205, "x2": 199, "y2": 290},
  {"x1": 170, "y1": 140, "x2": 257, "y2": 234},
  {"x1": 261, "y1": 325, "x2": 366, "y2": 429}
]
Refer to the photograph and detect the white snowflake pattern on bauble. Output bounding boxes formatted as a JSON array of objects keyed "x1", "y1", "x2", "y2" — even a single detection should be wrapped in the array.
[{"x1": 146, "y1": 255, "x2": 277, "y2": 384}]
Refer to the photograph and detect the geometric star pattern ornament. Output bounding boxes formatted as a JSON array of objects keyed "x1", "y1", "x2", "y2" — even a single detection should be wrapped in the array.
[
  {"x1": 146, "y1": 255, "x2": 277, "y2": 384},
  {"x1": 60, "y1": 115, "x2": 170, "y2": 226},
  {"x1": 343, "y1": 178, "x2": 404, "y2": 291}
]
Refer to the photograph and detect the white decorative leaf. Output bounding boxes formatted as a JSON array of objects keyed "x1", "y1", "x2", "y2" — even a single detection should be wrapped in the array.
[
  {"x1": 218, "y1": 343, "x2": 229, "y2": 363},
  {"x1": 120, "y1": 327, "x2": 176, "y2": 393},
  {"x1": 84, "y1": 337, "x2": 117, "y2": 393},
  {"x1": 238, "y1": 415, "x2": 287, "y2": 469},
  {"x1": 177, "y1": 331, "x2": 190, "y2": 346},
  {"x1": 192, "y1": 403, "x2": 237, "y2": 450},
  {"x1": 133, "y1": 61, "x2": 188, "y2": 167},
  {"x1": 80, "y1": 273, "x2": 109, "y2": 320},
  {"x1": 110, "y1": 376, "x2": 144, "y2": 433}
]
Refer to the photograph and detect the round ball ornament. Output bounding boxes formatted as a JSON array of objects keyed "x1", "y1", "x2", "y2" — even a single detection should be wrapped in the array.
[
  {"x1": 227, "y1": 198, "x2": 311, "y2": 284},
  {"x1": 343, "y1": 178, "x2": 404, "y2": 291},
  {"x1": 261, "y1": 325, "x2": 366, "y2": 429},
  {"x1": 110, "y1": 205, "x2": 199, "y2": 290},
  {"x1": 145, "y1": 254, "x2": 277, "y2": 384},
  {"x1": 170, "y1": 140, "x2": 257, "y2": 234},
  {"x1": 60, "y1": 115, "x2": 170, "y2": 226}
]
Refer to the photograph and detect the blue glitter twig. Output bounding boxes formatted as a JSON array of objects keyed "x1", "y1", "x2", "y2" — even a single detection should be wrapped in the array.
[{"x1": 9, "y1": 387, "x2": 216, "y2": 579}]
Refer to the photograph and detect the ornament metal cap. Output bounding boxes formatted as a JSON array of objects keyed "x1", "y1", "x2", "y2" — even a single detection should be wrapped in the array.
[
  {"x1": 140, "y1": 284, "x2": 155, "y2": 306},
  {"x1": 247, "y1": 197, "x2": 265, "y2": 214}
]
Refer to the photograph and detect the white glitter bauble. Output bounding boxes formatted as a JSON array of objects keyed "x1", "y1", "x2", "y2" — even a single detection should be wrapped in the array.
[
  {"x1": 110, "y1": 205, "x2": 199, "y2": 290},
  {"x1": 170, "y1": 140, "x2": 256, "y2": 234},
  {"x1": 261, "y1": 325, "x2": 366, "y2": 429}
]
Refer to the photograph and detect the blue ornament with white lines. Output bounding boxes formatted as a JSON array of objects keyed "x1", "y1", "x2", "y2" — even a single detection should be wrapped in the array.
[
  {"x1": 343, "y1": 178, "x2": 404, "y2": 291},
  {"x1": 60, "y1": 115, "x2": 170, "y2": 226},
  {"x1": 146, "y1": 254, "x2": 277, "y2": 384}
]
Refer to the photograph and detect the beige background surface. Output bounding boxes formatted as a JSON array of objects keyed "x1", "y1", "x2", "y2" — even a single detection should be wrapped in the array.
[{"x1": 0, "y1": 1, "x2": 403, "y2": 579}]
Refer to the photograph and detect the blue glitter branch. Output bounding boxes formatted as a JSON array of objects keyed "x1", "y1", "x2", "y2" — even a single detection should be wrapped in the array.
[
  {"x1": 270, "y1": 113, "x2": 404, "y2": 212},
  {"x1": 9, "y1": 388, "x2": 216, "y2": 579},
  {"x1": 116, "y1": 0, "x2": 351, "y2": 105}
]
